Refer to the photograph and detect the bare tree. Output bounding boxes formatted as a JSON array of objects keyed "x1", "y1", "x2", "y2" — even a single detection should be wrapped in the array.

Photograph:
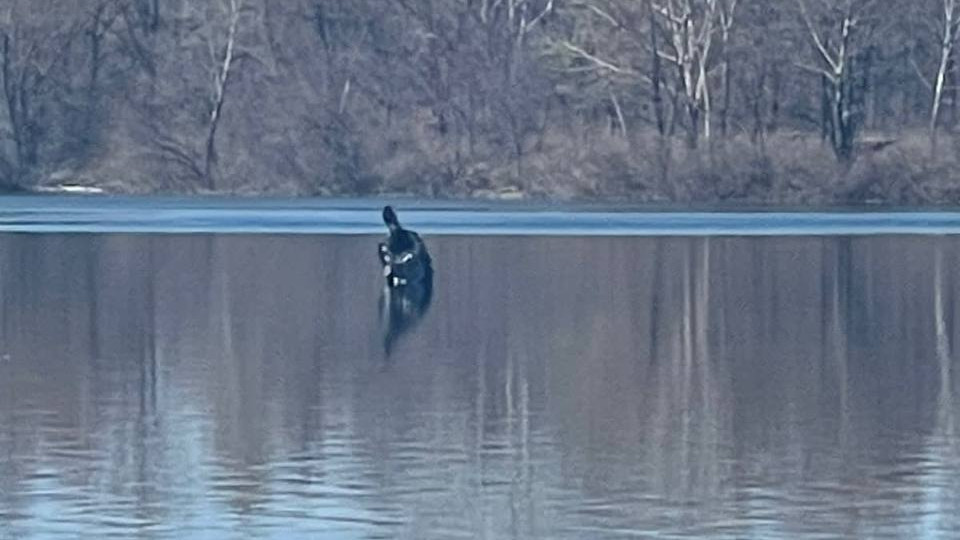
[
  {"x1": 81, "y1": 1, "x2": 121, "y2": 150},
  {"x1": 795, "y1": 0, "x2": 877, "y2": 161},
  {"x1": 716, "y1": 0, "x2": 738, "y2": 137},
  {"x1": 132, "y1": 0, "x2": 160, "y2": 33},
  {"x1": 0, "y1": 0, "x2": 953, "y2": 201},
  {"x1": 480, "y1": 0, "x2": 555, "y2": 174},
  {"x1": 0, "y1": 1, "x2": 81, "y2": 185},
  {"x1": 548, "y1": 1, "x2": 667, "y2": 137},
  {"x1": 917, "y1": 0, "x2": 960, "y2": 148},
  {"x1": 201, "y1": 0, "x2": 241, "y2": 188},
  {"x1": 651, "y1": 0, "x2": 720, "y2": 147},
  {"x1": 141, "y1": 0, "x2": 265, "y2": 191}
]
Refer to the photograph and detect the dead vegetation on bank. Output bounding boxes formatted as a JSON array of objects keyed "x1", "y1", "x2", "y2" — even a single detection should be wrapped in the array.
[
  {"x1": 24, "y1": 129, "x2": 960, "y2": 207},
  {"x1": 5, "y1": 1, "x2": 960, "y2": 206}
]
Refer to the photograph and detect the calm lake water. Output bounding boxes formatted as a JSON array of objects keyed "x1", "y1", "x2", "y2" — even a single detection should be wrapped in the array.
[{"x1": 1, "y1": 215, "x2": 960, "y2": 537}]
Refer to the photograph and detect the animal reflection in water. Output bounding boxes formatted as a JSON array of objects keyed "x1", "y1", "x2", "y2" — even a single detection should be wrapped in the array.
[{"x1": 378, "y1": 206, "x2": 433, "y2": 355}]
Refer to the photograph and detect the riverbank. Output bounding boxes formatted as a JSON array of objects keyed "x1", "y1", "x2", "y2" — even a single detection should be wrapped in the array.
[{"x1": 20, "y1": 131, "x2": 960, "y2": 207}]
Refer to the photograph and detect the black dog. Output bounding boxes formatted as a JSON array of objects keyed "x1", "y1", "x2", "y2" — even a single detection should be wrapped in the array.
[
  {"x1": 378, "y1": 205, "x2": 431, "y2": 287},
  {"x1": 377, "y1": 206, "x2": 433, "y2": 355}
]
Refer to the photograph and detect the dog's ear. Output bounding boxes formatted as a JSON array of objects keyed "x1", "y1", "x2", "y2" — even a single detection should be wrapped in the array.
[{"x1": 383, "y1": 206, "x2": 399, "y2": 228}]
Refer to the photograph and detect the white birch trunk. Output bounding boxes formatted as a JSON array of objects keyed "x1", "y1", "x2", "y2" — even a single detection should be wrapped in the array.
[
  {"x1": 204, "y1": 0, "x2": 241, "y2": 190},
  {"x1": 931, "y1": 0, "x2": 958, "y2": 147}
]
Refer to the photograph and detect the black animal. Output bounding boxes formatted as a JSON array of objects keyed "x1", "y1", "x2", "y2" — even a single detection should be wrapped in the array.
[
  {"x1": 378, "y1": 205, "x2": 431, "y2": 287},
  {"x1": 377, "y1": 205, "x2": 433, "y2": 355}
]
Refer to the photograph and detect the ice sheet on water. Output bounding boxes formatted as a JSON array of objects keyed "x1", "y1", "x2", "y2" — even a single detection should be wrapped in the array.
[{"x1": 0, "y1": 195, "x2": 959, "y2": 235}]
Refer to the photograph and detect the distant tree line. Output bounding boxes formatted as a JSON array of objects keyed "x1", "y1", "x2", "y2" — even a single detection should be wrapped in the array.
[{"x1": 1, "y1": 0, "x2": 960, "y2": 203}]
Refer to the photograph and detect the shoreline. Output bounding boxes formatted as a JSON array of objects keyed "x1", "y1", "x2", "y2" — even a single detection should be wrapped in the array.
[{"x1": 14, "y1": 131, "x2": 960, "y2": 208}]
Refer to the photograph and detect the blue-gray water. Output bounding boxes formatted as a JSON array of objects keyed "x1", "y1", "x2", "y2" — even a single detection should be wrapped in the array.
[{"x1": 1, "y1": 198, "x2": 960, "y2": 539}]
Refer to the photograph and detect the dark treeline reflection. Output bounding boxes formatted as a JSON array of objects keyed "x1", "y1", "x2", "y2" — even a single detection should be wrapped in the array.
[{"x1": 1, "y1": 234, "x2": 960, "y2": 539}]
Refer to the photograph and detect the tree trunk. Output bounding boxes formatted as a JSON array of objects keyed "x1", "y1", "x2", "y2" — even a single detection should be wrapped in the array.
[
  {"x1": 700, "y1": 61, "x2": 712, "y2": 143},
  {"x1": 204, "y1": 0, "x2": 241, "y2": 191},
  {"x1": 650, "y1": 6, "x2": 666, "y2": 136},
  {"x1": 720, "y1": 54, "x2": 732, "y2": 138},
  {"x1": 820, "y1": 75, "x2": 831, "y2": 143},
  {"x1": 204, "y1": 123, "x2": 219, "y2": 191},
  {"x1": 949, "y1": 56, "x2": 959, "y2": 129},
  {"x1": 85, "y1": 5, "x2": 111, "y2": 150},
  {"x1": 769, "y1": 64, "x2": 781, "y2": 133},
  {"x1": 1, "y1": 34, "x2": 19, "y2": 176},
  {"x1": 687, "y1": 103, "x2": 700, "y2": 149},
  {"x1": 750, "y1": 65, "x2": 767, "y2": 145},
  {"x1": 832, "y1": 79, "x2": 854, "y2": 161},
  {"x1": 931, "y1": 0, "x2": 957, "y2": 150}
]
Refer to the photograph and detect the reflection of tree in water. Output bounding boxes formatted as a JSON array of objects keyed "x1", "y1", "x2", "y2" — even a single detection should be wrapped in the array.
[
  {"x1": 535, "y1": 236, "x2": 960, "y2": 526},
  {"x1": 4, "y1": 235, "x2": 960, "y2": 536},
  {"x1": 933, "y1": 244, "x2": 960, "y2": 456}
]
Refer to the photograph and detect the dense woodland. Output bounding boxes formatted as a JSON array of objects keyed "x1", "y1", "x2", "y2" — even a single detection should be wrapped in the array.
[{"x1": 3, "y1": 0, "x2": 960, "y2": 203}]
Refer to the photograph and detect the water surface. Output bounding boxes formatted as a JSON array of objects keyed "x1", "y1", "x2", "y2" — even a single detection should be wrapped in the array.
[{"x1": 1, "y1": 233, "x2": 959, "y2": 539}]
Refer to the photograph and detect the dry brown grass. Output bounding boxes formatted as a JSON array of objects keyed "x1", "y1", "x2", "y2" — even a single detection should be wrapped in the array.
[{"x1": 55, "y1": 119, "x2": 960, "y2": 206}]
